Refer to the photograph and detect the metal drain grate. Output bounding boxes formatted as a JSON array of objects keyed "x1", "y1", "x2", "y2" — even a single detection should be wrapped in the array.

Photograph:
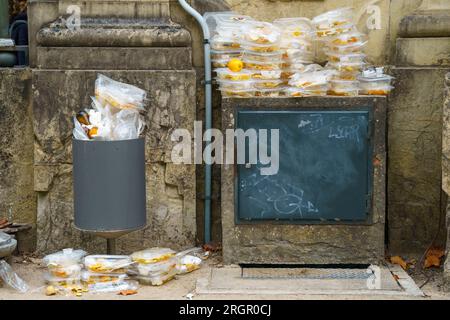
[{"x1": 242, "y1": 268, "x2": 373, "y2": 280}]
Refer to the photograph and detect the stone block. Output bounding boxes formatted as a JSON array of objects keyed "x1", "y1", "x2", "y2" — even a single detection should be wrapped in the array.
[
  {"x1": 388, "y1": 67, "x2": 450, "y2": 254},
  {"x1": 396, "y1": 38, "x2": 450, "y2": 67}
]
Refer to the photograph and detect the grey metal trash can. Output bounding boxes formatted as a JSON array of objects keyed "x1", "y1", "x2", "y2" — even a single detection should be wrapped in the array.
[{"x1": 73, "y1": 138, "x2": 147, "y2": 238}]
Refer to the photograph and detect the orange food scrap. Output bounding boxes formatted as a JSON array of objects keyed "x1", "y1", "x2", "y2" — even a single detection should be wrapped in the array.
[
  {"x1": 118, "y1": 290, "x2": 138, "y2": 296},
  {"x1": 390, "y1": 256, "x2": 408, "y2": 270},
  {"x1": 424, "y1": 247, "x2": 445, "y2": 269}
]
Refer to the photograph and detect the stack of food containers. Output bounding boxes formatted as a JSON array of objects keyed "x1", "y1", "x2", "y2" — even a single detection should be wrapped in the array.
[
  {"x1": 129, "y1": 248, "x2": 178, "y2": 286},
  {"x1": 358, "y1": 67, "x2": 394, "y2": 95},
  {"x1": 312, "y1": 7, "x2": 367, "y2": 96},
  {"x1": 43, "y1": 248, "x2": 86, "y2": 288},
  {"x1": 241, "y1": 21, "x2": 284, "y2": 97},
  {"x1": 286, "y1": 65, "x2": 336, "y2": 97},
  {"x1": 83, "y1": 255, "x2": 135, "y2": 291},
  {"x1": 208, "y1": 13, "x2": 253, "y2": 69},
  {"x1": 273, "y1": 18, "x2": 315, "y2": 84}
]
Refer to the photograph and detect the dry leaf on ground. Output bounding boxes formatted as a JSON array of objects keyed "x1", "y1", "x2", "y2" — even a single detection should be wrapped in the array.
[
  {"x1": 424, "y1": 247, "x2": 445, "y2": 269},
  {"x1": 390, "y1": 256, "x2": 408, "y2": 270},
  {"x1": 118, "y1": 290, "x2": 138, "y2": 296}
]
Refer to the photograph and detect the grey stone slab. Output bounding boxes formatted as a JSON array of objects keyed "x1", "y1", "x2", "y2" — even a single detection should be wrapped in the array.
[
  {"x1": 36, "y1": 47, "x2": 193, "y2": 70},
  {"x1": 220, "y1": 97, "x2": 387, "y2": 265},
  {"x1": 396, "y1": 38, "x2": 450, "y2": 67},
  {"x1": 196, "y1": 266, "x2": 423, "y2": 297}
]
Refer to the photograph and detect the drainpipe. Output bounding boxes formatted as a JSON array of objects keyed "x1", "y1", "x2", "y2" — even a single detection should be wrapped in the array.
[{"x1": 178, "y1": 0, "x2": 213, "y2": 244}]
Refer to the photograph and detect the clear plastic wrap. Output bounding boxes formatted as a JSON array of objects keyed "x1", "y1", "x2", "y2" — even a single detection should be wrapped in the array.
[
  {"x1": 44, "y1": 273, "x2": 81, "y2": 287},
  {"x1": 251, "y1": 70, "x2": 282, "y2": 80},
  {"x1": 48, "y1": 264, "x2": 82, "y2": 279},
  {"x1": 289, "y1": 70, "x2": 335, "y2": 88},
  {"x1": 219, "y1": 89, "x2": 255, "y2": 98},
  {"x1": 88, "y1": 280, "x2": 139, "y2": 293},
  {"x1": 241, "y1": 21, "x2": 281, "y2": 45},
  {"x1": 312, "y1": 7, "x2": 355, "y2": 38},
  {"x1": 215, "y1": 68, "x2": 253, "y2": 81},
  {"x1": 325, "y1": 51, "x2": 365, "y2": 64},
  {"x1": 176, "y1": 255, "x2": 202, "y2": 275},
  {"x1": 0, "y1": 260, "x2": 29, "y2": 293},
  {"x1": 134, "y1": 268, "x2": 178, "y2": 286},
  {"x1": 255, "y1": 87, "x2": 285, "y2": 98},
  {"x1": 95, "y1": 74, "x2": 146, "y2": 112},
  {"x1": 328, "y1": 79, "x2": 360, "y2": 96},
  {"x1": 243, "y1": 50, "x2": 284, "y2": 63},
  {"x1": 131, "y1": 248, "x2": 176, "y2": 264},
  {"x1": 211, "y1": 50, "x2": 243, "y2": 61},
  {"x1": 211, "y1": 35, "x2": 241, "y2": 51},
  {"x1": 253, "y1": 79, "x2": 284, "y2": 89},
  {"x1": 43, "y1": 248, "x2": 87, "y2": 268},
  {"x1": 84, "y1": 255, "x2": 134, "y2": 274},
  {"x1": 244, "y1": 59, "x2": 282, "y2": 71},
  {"x1": 217, "y1": 79, "x2": 255, "y2": 91},
  {"x1": 81, "y1": 271, "x2": 128, "y2": 284},
  {"x1": 273, "y1": 17, "x2": 314, "y2": 38},
  {"x1": 134, "y1": 258, "x2": 177, "y2": 277}
]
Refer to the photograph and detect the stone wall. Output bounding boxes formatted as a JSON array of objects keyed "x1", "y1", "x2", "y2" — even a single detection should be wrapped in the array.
[{"x1": 0, "y1": 69, "x2": 36, "y2": 252}]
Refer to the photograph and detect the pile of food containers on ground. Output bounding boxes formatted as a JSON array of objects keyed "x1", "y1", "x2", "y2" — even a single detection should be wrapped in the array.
[
  {"x1": 206, "y1": 8, "x2": 394, "y2": 98},
  {"x1": 42, "y1": 247, "x2": 203, "y2": 296}
]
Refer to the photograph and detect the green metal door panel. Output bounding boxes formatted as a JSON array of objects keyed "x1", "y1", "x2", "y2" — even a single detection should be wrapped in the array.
[{"x1": 236, "y1": 109, "x2": 373, "y2": 224}]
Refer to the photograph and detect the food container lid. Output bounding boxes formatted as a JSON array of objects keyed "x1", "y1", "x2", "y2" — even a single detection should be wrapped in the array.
[
  {"x1": 241, "y1": 40, "x2": 281, "y2": 48},
  {"x1": 211, "y1": 49, "x2": 242, "y2": 54},
  {"x1": 330, "y1": 79, "x2": 360, "y2": 85},
  {"x1": 325, "y1": 32, "x2": 367, "y2": 44},
  {"x1": 325, "y1": 51, "x2": 366, "y2": 58},
  {"x1": 84, "y1": 255, "x2": 133, "y2": 269}
]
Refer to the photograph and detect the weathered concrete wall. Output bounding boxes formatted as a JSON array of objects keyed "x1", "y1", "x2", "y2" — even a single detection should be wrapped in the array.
[
  {"x1": 0, "y1": 69, "x2": 36, "y2": 252},
  {"x1": 388, "y1": 67, "x2": 449, "y2": 253}
]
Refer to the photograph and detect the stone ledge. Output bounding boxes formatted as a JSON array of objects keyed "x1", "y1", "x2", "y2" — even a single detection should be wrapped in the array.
[
  {"x1": 399, "y1": 11, "x2": 450, "y2": 38},
  {"x1": 37, "y1": 18, "x2": 192, "y2": 47},
  {"x1": 396, "y1": 38, "x2": 450, "y2": 67},
  {"x1": 36, "y1": 47, "x2": 193, "y2": 70}
]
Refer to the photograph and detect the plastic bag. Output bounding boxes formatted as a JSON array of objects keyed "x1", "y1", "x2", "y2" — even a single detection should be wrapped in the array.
[
  {"x1": 43, "y1": 248, "x2": 87, "y2": 268},
  {"x1": 241, "y1": 21, "x2": 281, "y2": 44},
  {"x1": 131, "y1": 248, "x2": 176, "y2": 264},
  {"x1": 95, "y1": 74, "x2": 146, "y2": 112},
  {"x1": 134, "y1": 269, "x2": 178, "y2": 286},
  {"x1": 113, "y1": 109, "x2": 145, "y2": 141},
  {"x1": 176, "y1": 255, "x2": 202, "y2": 275},
  {"x1": 0, "y1": 260, "x2": 29, "y2": 293}
]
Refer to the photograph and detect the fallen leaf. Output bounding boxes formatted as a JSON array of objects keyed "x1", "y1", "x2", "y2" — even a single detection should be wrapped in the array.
[
  {"x1": 45, "y1": 286, "x2": 58, "y2": 296},
  {"x1": 390, "y1": 256, "x2": 408, "y2": 270},
  {"x1": 424, "y1": 247, "x2": 445, "y2": 269},
  {"x1": 202, "y1": 242, "x2": 222, "y2": 253},
  {"x1": 118, "y1": 290, "x2": 138, "y2": 296}
]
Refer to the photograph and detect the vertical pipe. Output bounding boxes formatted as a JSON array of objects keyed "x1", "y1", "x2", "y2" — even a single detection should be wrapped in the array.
[{"x1": 177, "y1": 0, "x2": 213, "y2": 244}]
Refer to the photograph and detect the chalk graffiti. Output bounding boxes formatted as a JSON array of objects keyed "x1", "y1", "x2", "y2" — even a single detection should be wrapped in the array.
[{"x1": 243, "y1": 173, "x2": 319, "y2": 218}]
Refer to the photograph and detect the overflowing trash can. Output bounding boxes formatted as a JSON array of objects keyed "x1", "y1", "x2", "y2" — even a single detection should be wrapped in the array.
[
  {"x1": 72, "y1": 74, "x2": 148, "y2": 251},
  {"x1": 73, "y1": 138, "x2": 146, "y2": 236}
]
